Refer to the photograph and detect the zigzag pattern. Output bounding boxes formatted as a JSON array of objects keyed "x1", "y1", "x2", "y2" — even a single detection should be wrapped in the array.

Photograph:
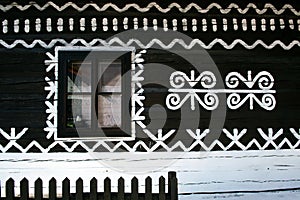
[
  {"x1": 0, "y1": 2, "x2": 299, "y2": 15},
  {"x1": 1, "y1": 128, "x2": 300, "y2": 153},
  {"x1": 0, "y1": 38, "x2": 299, "y2": 50}
]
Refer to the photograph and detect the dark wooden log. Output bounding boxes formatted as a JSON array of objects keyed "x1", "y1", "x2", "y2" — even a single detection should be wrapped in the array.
[
  {"x1": 62, "y1": 178, "x2": 70, "y2": 200},
  {"x1": 20, "y1": 178, "x2": 29, "y2": 200},
  {"x1": 159, "y1": 176, "x2": 166, "y2": 200},
  {"x1": 0, "y1": 47, "x2": 299, "y2": 149},
  {"x1": 76, "y1": 178, "x2": 83, "y2": 200},
  {"x1": 6, "y1": 178, "x2": 14, "y2": 200},
  {"x1": 90, "y1": 178, "x2": 97, "y2": 200},
  {"x1": 104, "y1": 177, "x2": 111, "y2": 200},
  {"x1": 117, "y1": 177, "x2": 125, "y2": 200},
  {"x1": 168, "y1": 172, "x2": 178, "y2": 200},
  {"x1": 49, "y1": 178, "x2": 57, "y2": 200},
  {"x1": 145, "y1": 176, "x2": 152, "y2": 200},
  {"x1": 34, "y1": 178, "x2": 43, "y2": 200},
  {"x1": 131, "y1": 177, "x2": 138, "y2": 200}
]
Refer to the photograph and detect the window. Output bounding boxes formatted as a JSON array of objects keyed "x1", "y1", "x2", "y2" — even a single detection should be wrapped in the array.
[{"x1": 58, "y1": 48, "x2": 132, "y2": 139}]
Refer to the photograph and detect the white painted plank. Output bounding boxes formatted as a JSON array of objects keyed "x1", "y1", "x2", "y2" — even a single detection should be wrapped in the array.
[
  {"x1": 0, "y1": 150, "x2": 299, "y2": 197},
  {"x1": 179, "y1": 189, "x2": 300, "y2": 200}
]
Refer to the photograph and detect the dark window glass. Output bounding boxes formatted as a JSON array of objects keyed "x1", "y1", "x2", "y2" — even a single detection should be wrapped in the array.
[{"x1": 58, "y1": 51, "x2": 131, "y2": 139}]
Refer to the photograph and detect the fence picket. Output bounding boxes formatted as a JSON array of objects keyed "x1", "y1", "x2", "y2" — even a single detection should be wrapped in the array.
[
  {"x1": 49, "y1": 178, "x2": 56, "y2": 200},
  {"x1": 145, "y1": 176, "x2": 152, "y2": 200},
  {"x1": 76, "y1": 178, "x2": 83, "y2": 200},
  {"x1": 35, "y1": 178, "x2": 43, "y2": 200},
  {"x1": 90, "y1": 178, "x2": 97, "y2": 200},
  {"x1": 159, "y1": 176, "x2": 166, "y2": 200},
  {"x1": 117, "y1": 177, "x2": 125, "y2": 200},
  {"x1": 6, "y1": 178, "x2": 15, "y2": 200},
  {"x1": 104, "y1": 177, "x2": 111, "y2": 200},
  {"x1": 62, "y1": 178, "x2": 70, "y2": 200},
  {"x1": 20, "y1": 178, "x2": 29, "y2": 200},
  {"x1": 168, "y1": 172, "x2": 178, "y2": 200},
  {"x1": 131, "y1": 177, "x2": 138, "y2": 200}
]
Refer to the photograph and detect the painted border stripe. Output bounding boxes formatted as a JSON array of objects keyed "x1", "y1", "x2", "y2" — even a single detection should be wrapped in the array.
[{"x1": 0, "y1": 2, "x2": 299, "y2": 16}]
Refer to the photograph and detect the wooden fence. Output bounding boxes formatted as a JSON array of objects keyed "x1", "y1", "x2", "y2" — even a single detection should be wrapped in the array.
[{"x1": 1, "y1": 172, "x2": 178, "y2": 200}]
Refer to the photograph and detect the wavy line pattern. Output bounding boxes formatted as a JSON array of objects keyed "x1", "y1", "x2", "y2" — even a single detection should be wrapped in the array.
[
  {"x1": 0, "y1": 38, "x2": 299, "y2": 50},
  {"x1": 0, "y1": 2, "x2": 299, "y2": 15}
]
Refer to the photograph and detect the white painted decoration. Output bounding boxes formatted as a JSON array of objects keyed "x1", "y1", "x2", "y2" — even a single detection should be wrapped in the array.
[
  {"x1": 35, "y1": 18, "x2": 41, "y2": 32},
  {"x1": 166, "y1": 70, "x2": 276, "y2": 111}
]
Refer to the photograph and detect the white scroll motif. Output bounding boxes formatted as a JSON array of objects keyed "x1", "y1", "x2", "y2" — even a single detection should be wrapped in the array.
[
  {"x1": 166, "y1": 70, "x2": 276, "y2": 111},
  {"x1": 166, "y1": 92, "x2": 219, "y2": 111},
  {"x1": 167, "y1": 70, "x2": 218, "y2": 110},
  {"x1": 225, "y1": 71, "x2": 274, "y2": 89},
  {"x1": 225, "y1": 71, "x2": 276, "y2": 110},
  {"x1": 170, "y1": 70, "x2": 216, "y2": 88},
  {"x1": 227, "y1": 93, "x2": 276, "y2": 110}
]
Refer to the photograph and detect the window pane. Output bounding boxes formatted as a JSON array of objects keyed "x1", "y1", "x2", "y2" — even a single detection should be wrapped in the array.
[
  {"x1": 98, "y1": 61, "x2": 121, "y2": 92},
  {"x1": 67, "y1": 95, "x2": 91, "y2": 128},
  {"x1": 98, "y1": 94, "x2": 121, "y2": 128},
  {"x1": 68, "y1": 62, "x2": 92, "y2": 92}
]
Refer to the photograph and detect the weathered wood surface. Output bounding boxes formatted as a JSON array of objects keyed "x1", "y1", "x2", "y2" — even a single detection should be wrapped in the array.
[
  {"x1": 0, "y1": 0, "x2": 299, "y2": 152},
  {"x1": 180, "y1": 190, "x2": 300, "y2": 200},
  {"x1": 0, "y1": 150, "x2": 299, "y2": 199},
  {"x1": 0, "y1": 1, "x2": 299, "y2": 200}
]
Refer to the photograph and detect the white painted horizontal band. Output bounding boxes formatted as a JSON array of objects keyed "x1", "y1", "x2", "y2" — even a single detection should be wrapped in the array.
[
  {"x1": 54, "y1": 136, "x2": 135, "y2": 142},
  {"x1": 55, "y1": 46, "x2": 135, "y2": 52},
  {"x1": 169, "y1": 89, "x2": 276, "y2": 94},
  {"x1": 0, "y1": 150, "x2": 299, "y2": 197}
]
